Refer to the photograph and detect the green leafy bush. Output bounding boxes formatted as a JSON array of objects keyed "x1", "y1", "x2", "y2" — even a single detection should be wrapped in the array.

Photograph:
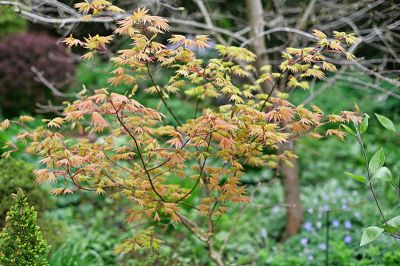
[
  {"x1": 0, "y1": 189, "x2": 49, "y2": 265},
  {"x1": 0, "y1": 6, "x2": 27, "y2": 38},
  {"x1": 0, "y1": 158, "x2": 50, "y2": 227}
]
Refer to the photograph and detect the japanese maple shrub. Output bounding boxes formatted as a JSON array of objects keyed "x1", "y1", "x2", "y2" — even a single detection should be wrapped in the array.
[{"x1": 0, "y1": 1, "x2": 360, "y2": 265}]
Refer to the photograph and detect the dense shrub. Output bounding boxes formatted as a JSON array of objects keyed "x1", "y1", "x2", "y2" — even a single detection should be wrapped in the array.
[
  {"x1": 0, "y1": 189, "x2": 49, "y2": 266},
  {"x1": 0, "y1": 33, "x2": 74, "y2": 117},
  {"x1": 0, "y1": 6, "x2": 27, "y2": 38},
  {"x1": 0, "y1": 158, "x2": 50, "y2": 227}
]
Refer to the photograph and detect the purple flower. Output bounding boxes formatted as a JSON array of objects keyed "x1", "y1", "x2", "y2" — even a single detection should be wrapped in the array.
[
  {"x1": 344, "y1": 220, "x2": 352, "y2": 229},
  {"x1": 303, "y1": 222, "x2": 313, "y2": 231},
  {"x1": 300, "y1": 237, "x2": 308, "y2": 246},
  {"x1": 342, "y1": 204, "x2": 349, "y2": 210},
  {"x1": 318, "y1": 243, "x2": 327, "y2": 250},
  {"x1": 332, "y1": 219, "x2": 340, "y2": 228},
  {"x1": 344, "y1": 235, "x2": 352, "y2": 244}
]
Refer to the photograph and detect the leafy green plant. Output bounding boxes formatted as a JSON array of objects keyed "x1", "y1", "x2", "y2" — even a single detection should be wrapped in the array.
[
  {"x1": 0, "y1": 189, "x2": 49, "y2": 266},
  {"x1": 0, "y1": 158, "x2": 50, "y2": 227},
  {"x1": 0, "y1": 6, "x2": 27, "y2": 38},
  {"x1": 344, "y1": 113, "x2": 400, "y2": 246}
]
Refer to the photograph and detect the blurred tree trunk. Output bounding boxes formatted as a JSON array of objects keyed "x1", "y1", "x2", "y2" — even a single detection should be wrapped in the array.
[
  {"x1": 246, "y1": 0, "x2": 302, "y2": 240},
  {"x1": 245, "y1": 0, "x2": 269, "y2": 69},
  {"x1": 279, "y1": 141, "x2": 302, "y2": 241}
]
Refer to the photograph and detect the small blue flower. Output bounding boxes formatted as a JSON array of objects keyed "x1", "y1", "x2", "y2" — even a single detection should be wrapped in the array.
[
  {"x1": 303, "y1": 222, "x2": 313, "y2": 231},
  {"x1": 318, "y1": 243, "x2": 327, "y2": 250},
  {"x1": 332, "y1": 219, "x2": 340, "y2": 228},
  {"x1": 344, "y1": 220, "x2": 352, "y2": 229},
  {"x1": 308, "y1": 255, "x2": 314, "y2": 261},
  {"x1": 342, "y1": 204, "x2": 349, "y2": 210},
  {"x1": 300, "y1": 237, "x2": 308, "y2": 246},
  {"x1": 344, "y1": 235, "x2": 352, "y2": 244}
]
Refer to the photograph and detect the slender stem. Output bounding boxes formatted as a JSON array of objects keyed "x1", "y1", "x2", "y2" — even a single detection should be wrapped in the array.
[
  {"x1": 194, "y1": 98, "x2": 200, "y2": 119},
  {"x1": 259, "y1": 72, "x2": 283, "y2": 112},
  {"x1": 325, "y1": 210, "x2": 330, "y2": 266},
  {"x1": 146, "y1": 63, "x2": 182, "y2": 127},
  {"x1": 356, "y1": 131, "x2": 391, "y2": 234},
  {"x1": 175, "y1": 133, "x2": 212, "y2": 203},
  {"x1": 111, "y1": 101, "x2": 165, "y2": 202}
]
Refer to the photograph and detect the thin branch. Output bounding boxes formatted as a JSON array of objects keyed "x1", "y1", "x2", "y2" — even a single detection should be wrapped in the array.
[
  {"x1": 175, "y1": 133, "x2": 212, "y2": 203},
  {"x1": 110, "y1": 100, "x2": 165, "y2": 202},
  {"x1": 31, "y1": 66, "x2": 75, "y2": 98},
  {"x1": 146, "y1": 64, "x2": 182, "y2": 127},
  {"x1": 0, "y1": 1, "x2": 247, "y2": 42}
]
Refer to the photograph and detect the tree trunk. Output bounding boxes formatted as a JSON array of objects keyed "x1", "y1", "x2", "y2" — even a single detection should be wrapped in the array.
[
  {"x1": 245, "y1": 0, "x2": 269, "y2": 70},
  {"x1": 208, "y1": 239, "x2": 224, "y2": 266},
  {"x1": 246, "y1": 0, "x2": 303, "y2": 240},
  {"x1": 279, "y1": 141, "x2": 302, "y2": 241}
]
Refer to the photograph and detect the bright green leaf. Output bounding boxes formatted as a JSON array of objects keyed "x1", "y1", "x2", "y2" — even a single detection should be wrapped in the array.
[
  {"x1": 372, "y1": 167, "x2": 392, "y2": 182},
  {"x1": 375, "y1": 113, "x2": 396, "y2": 132},
  {"x1": 360, "y1": 226, "x2": 384, "y2": 246},
  {"x1": 369, "y1": 148, "x2": 385, "y2": 175},
  {"x1": 385, "y1": 216, "x2": 400, "y2": 234},
  {"x1": 341, "y1": 124, "x2": 355, "y2": 135},
  {"x1": 344, "y1": 172, "x2": 366, "y2": 183},
  {"x1": 360, "y1": 115, "x2": 369, "y2": 133}
]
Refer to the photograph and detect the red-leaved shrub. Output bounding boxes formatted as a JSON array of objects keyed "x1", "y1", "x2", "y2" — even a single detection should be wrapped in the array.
[{"x1": 0, "y1": 33, "x2": 74, "y2": 117}]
